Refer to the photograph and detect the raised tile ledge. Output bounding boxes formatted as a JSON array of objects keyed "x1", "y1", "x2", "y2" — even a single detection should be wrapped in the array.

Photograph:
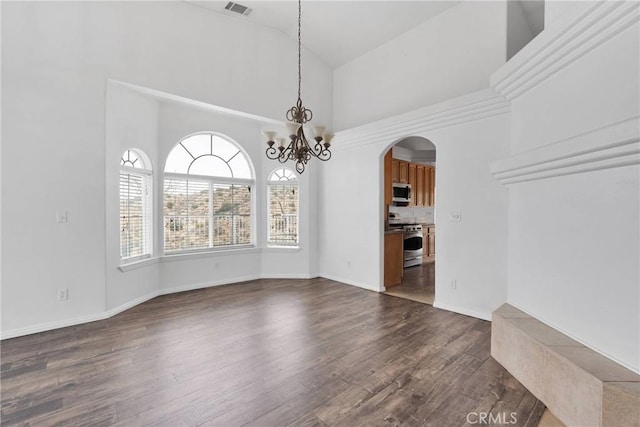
[{"x1": 491, "y1": 304, "x2": 640, "y2": 427}]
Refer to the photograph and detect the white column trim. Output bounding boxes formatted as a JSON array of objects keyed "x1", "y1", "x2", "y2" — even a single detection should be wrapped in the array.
[
  {"x1": 491, "y1": 1, "x2": 639, "y2": 101},
  {"x1": 333, "y1": 88, "x2": 510, "y2": 151},
  {"x1": 490, "y1": 116, "x2": 640, "y2": 185}
]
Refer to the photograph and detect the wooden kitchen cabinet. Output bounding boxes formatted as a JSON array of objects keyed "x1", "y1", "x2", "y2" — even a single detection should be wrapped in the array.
[
  {"x1": 416, "y1": 165, "x2": 425, "y2": 206},
  {"x1": 412, "y1": 164, "x2": 435, "y2": 207},
  {"x1": 398, "y1": 161, "x2": 409, "y2": 183},
  {"x1": 428, "y1": 166, "x2": 435, "y2": 206},
  {"x1": 391, "y1": 159, "x2": 399, "y2": 183},
  {"x1": 423, "y1": 166, "x2": 431, "y2": 207},
  {"x1": 428, "y1": 226, "x2": 436, "y2": 257},
  {"x1": 422, "y1": 228, "x2": 429, "y2": 257},
  {"x1": 388, "y1": 157, "x2": 435, "y2": 206},
  {"x1": 422, "y1": 226, "x2": 435, "y2": 261},
  {"x1": 384, "y1": 151, "x2": 392, "y2": 207},
  {"x1": 384, "y1": 232, "x2": 403, "y2": 287},
  {"x1": 408, "y1": 163, "x2": 417, "y2": 205}
]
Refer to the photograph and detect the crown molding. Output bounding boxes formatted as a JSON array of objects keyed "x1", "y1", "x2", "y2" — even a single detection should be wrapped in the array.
[
  {"x1": 491, "y1": 1, "x2": 639, "y2": 101},
  {"x1": 333, "y1": 89, "x2": 510, "y2": 152},
  {"x1": 491, "y1": 116, "x2": 640, "y2": 185}
]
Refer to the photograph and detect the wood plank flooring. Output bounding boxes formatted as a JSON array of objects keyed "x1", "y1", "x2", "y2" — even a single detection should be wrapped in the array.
[{"x1": 0, "y1": 278, "x2": 544, "y2": 426}]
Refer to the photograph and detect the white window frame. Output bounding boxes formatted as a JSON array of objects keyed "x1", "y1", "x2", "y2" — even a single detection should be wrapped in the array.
[
  {"x1": 119, "y1": 150, "x2": 153, "y2": 263},
  {"x1": 267, "y1": 168, "x2": 299, "y2": 248},
  {"x1": 163, "y1": 133, "x2": 255, "y2": 255}
]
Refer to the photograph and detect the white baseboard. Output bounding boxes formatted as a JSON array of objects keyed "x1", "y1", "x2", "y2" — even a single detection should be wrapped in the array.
[
  {"x1": 0, "y1": 274, "x2": 315, "y2": 340},
  {"x1": 160, "y1": 275, "x2": 262, "y2": 296},
  {"x1": 104, "y1": 290, "x2": 161, "y2": 318},
  {"x1": 432, "y1": 300, "x2": 492, "y2": 321},
  {"x1": 260, "y1": 273, "x2": 317, "y2": 280},
  {"x1": 0, "y1": 296, "x2": 173, "y2": 340},
  {"x1": 0, "y1": 311, "x2": 110, "y2": 340},
  {"x1": 1, "y1": 279, "x2": 493, "y2": 340},
  {"x1": 319, "y1": 273, "x2": 382, "y2": 292}
]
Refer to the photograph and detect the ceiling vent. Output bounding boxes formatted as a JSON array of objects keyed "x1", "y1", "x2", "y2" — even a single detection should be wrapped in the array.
[{"x1": 224, "y1": 2, "x2": 252, "y2": 16}]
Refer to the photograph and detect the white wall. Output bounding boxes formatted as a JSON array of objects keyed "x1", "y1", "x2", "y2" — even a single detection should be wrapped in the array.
[
  {"x1": 429, "y1": 114, "x2": 510, "y2": 319},
  {"x1": 492, "y1": 1, "x2": 640, "y2": 371},
  {"x1": 105, "y1": 83, "x2": 160, "y2": 310},
  {"x1": 510, "y1": 23, "x2": 638, "y2": 153},
  {"x1": 333, "y1": 1, "x2": 507, "y2": 131},
  {"x1": 507, "y1": 168, "x2": 639, "y2": 370},
  {"x1": 1, "y1": 1, "x2": 331, "y2": 337},
  {"x1": 507, "y1": 1, "x2": 535, "y2": 61},
  {"x1": 319, "y1": 142, "x2": 384, "y2": 292},
  {"x1": 544, "y1": 1, "x2": 596, "y2": 30},
  {"x1": 319, "y1": 89, "x2": 511, "y2": 319}
]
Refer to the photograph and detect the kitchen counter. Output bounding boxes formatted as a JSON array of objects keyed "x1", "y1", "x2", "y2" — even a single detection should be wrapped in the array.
[
  {"x1": 387, "y1": 223, "x2": 434, "y2": 229},
  {"x1": 385, "y1": 229, "x2": 404, "y2": 234}
]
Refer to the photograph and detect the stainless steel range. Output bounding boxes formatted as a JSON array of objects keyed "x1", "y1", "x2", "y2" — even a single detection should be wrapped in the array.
[{"x1": 402, "y1": 224, "x2": 423, "y2": 268}]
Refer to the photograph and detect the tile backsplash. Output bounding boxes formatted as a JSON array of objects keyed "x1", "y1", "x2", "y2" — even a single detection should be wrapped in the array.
[{"x1": 389, "y1": 205, "x2": 435, "y2": 223}]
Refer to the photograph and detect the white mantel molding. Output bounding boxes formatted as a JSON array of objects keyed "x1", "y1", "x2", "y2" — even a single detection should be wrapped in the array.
[
  {"x1": 491, "y1": 116, "x2": 640, "y2": 185},
  {"x1": 491, "y1": 1, "x2": 639, "y2": 101},
  {"x1": 333, "y1": 89, "x2": 510, "y2": 151}
]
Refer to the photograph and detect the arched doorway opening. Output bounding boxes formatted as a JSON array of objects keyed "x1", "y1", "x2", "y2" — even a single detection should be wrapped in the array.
[{"x1": 381, "y1": 136, "x2": 436, "y2": 304}]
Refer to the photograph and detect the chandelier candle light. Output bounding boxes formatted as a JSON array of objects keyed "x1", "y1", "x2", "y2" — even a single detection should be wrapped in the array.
[{"x1": 263, "y1": 0, "x2": 333, "y2": 174}]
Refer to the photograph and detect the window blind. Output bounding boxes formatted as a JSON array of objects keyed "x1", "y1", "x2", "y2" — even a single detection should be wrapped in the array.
[
  {"x1": 164, "y1": 178, "x2": 252, "y2": 251},
  {"x1": 120, "y1": 172, "x2": 152, "y2": 260},
  {"x1": 267, "y1": 183, "x2": 298, "y2": 246}
]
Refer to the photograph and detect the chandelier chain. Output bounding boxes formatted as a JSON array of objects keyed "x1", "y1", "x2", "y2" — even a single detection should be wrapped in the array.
[
  {"x1": 264, "y1": 0, "x2": 332, "y2": 174},
  {"x1": 297, "y1": 0, "x2": 301, "y2": 101}
]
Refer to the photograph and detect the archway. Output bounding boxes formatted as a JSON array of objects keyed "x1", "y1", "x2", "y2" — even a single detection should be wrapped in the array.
[{"x1": 381, "y1": 136, "x2": 437, "y2": 305}]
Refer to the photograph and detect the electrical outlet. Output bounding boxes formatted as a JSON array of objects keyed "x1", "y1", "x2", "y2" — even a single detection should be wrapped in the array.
[
  {"x1": 57, "y1": 288, "x2": 69, "y2": 301},
  {"x1": 56, "y1": 211, "x2": 69, "y2": 223},
  {"x1": 450, "y1": 211, "x2": 461, "y2": 222},
  {"x1": 450, "y1": 280, "x2": 457, "y2": 290},
  {"x1": 346, "y1": 260, "x2": 351, "y2": 268}
]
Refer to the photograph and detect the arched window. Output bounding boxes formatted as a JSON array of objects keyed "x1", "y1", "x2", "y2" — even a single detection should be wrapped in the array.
[
  {"x1": 267, "y1": 168, "x2": 298, "y2": 247},
  {"x1": 163, "y1": 133, "x2": 254, "y2": 252},
  {"x1": 120, "y1": 149, "x2": 153, "y2": 261}
]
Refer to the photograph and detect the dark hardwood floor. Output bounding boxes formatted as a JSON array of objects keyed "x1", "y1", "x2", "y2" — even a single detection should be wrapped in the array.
[{"x1": 0, "y1": 278, "x2": 544, "y2": 426}]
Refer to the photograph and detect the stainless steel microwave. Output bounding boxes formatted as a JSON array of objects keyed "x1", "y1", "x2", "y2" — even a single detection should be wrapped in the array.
[{"x1": 392, "y1": 183, "x2": 411, "y2": 203}]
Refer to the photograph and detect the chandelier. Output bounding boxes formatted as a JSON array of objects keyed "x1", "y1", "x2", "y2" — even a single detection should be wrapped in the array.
[{"x1": 263, "y1": 0, "x2": 333, "y2": 174}]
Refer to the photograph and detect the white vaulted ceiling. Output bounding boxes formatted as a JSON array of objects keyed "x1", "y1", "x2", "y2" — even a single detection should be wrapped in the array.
[{"x1": 184, "y1": 1, "x2": 459, "y2": 68}]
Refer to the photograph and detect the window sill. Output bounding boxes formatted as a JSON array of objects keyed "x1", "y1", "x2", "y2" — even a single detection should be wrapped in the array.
[
  {"x1": 161, "y1": 245, "x2": 260, "y2": 262},
  {"x1": 118, "y1": 246, "x2": 299, "y2": 269},
  {"x1": 264, "y1": 246, "x2": 301, "y2": 252},
  {"x1": 118, "y1": 256, "x2": 160, "y2": 272}
]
